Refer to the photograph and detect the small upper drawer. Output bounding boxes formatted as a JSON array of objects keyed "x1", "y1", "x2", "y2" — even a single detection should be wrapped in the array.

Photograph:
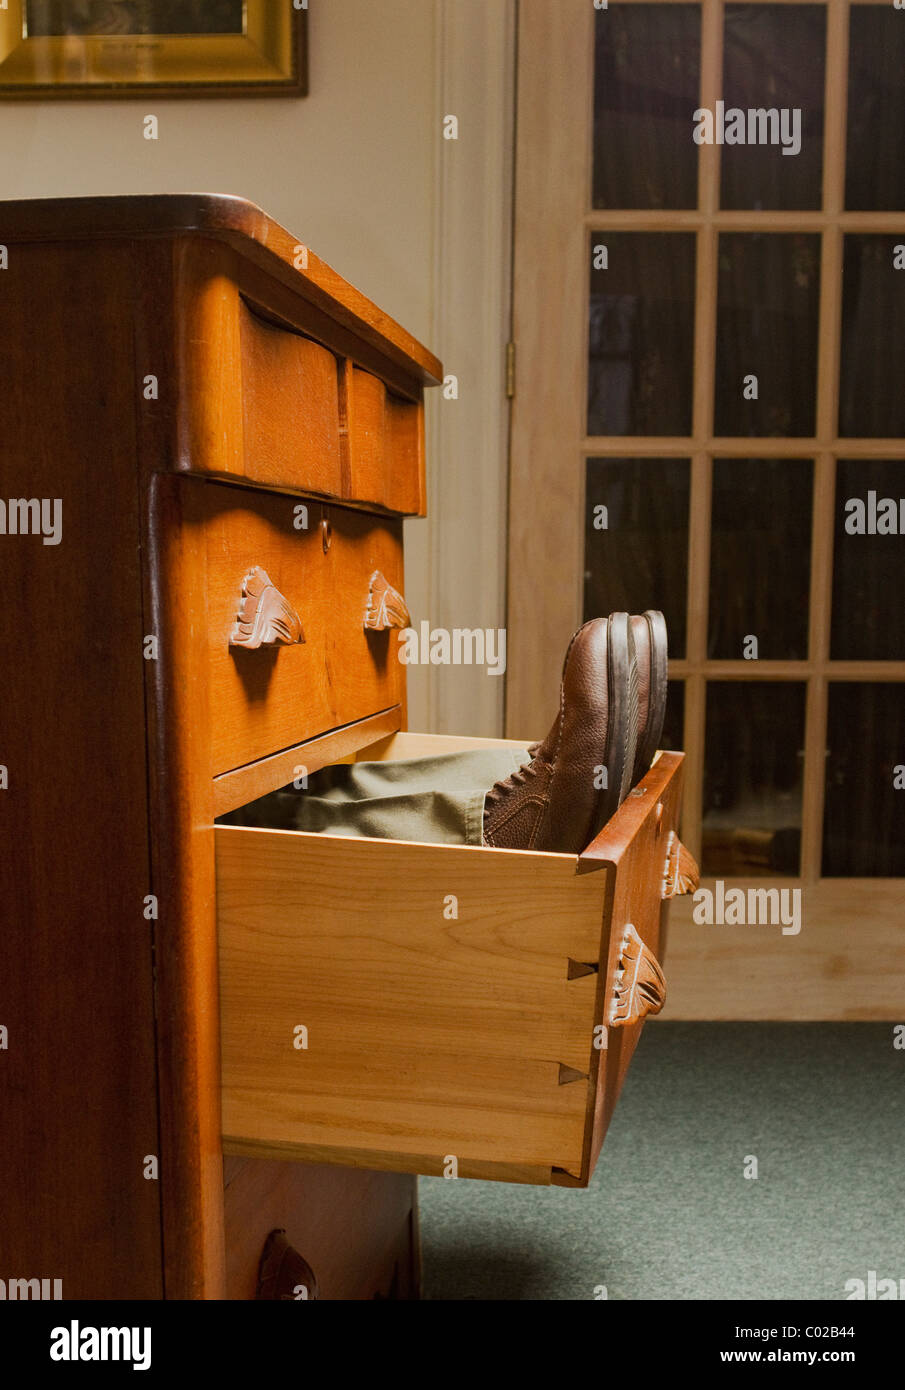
[
  {"x1": 202, "y1": 482, "x2": 409, "y2": 777},
  {"x1": 240, "y1": 300, "x2": 343, "y2": 498},
  {"x1": 343, "y1": 365, "x2": 425, "y2": 516},
  {"x1": 174, "y1": 240, "x2": 429, "y2": 516},
  {"x1": 216, "y1": 737, "x2": 695, "y2": 1187}
]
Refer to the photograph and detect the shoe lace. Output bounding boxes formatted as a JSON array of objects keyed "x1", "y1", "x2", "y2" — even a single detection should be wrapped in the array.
[{"x1": 485, "y1": 760, "x2": 541, "y2": 806}]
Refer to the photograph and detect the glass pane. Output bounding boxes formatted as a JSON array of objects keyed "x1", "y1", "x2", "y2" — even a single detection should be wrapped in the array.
[
  {"x1": 588, "y1": 233, "x2": 696, "y2": 436},
  {"x1": 823, "y1": 683, "x2": 905, "y2": 876},
  {"x1": 839, "y1": 237, "x2": 905, "y2": 438},
  {"x1": 846, "y1": 6, "x2": 905, "y2": 211},
  {"x1": 709, "y1": 458, "x2": 813, "y2": 659},
  {"x1": 832, "y1": 461, "x2": 905, "y2": 661},
  {"x1": 703, "y1": 682, "x2": 805, "y2": 876},
  {"x1": 714, "y1": 233, "x2": 820, "y2": 437},
  {"x1": 593, "y1": 3, "x2": 701, "y2": 210},
  {"x1": 584, "y1": 457, "x2": 690, "y2": 659},
  {"x1": 720, "y1": 4, "x2": 825, "y2": 211}
]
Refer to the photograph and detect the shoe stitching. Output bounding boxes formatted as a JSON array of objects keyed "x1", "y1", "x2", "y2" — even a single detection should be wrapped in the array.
[
  {"x1": 485, "y1": 795, "x2": 547, "y2": 847},
  {"x1": 543, "y1": 620, "x2": 602, "y2": 842}
]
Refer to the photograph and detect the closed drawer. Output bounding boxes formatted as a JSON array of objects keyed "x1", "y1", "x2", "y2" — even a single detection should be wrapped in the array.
[
  {"x1": 343, "y1": 365, "x2": 425, "y2": 516},
  {"x1": 175, "y1": 244, "x2": 427, "y2": 514},
  {"x1": 240, "y1": 299, "x2": 344, "y2": 498},
  {"x1": 216, "y1": 735, "x2": 695, "y2": 1187},
  {"x1": 203, "y1": 483, "x2": 408, "y2": 776},
  {"x1": 223, "y1": 1158, "x2": 416, "y2": 1300}
]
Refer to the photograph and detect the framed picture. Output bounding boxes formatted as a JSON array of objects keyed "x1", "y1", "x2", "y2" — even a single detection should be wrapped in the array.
[{"x1": 0, "y1": 1, "x2": 308, "y2": 98}]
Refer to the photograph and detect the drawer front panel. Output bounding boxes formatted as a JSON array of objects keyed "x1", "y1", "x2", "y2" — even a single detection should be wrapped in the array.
[
  {"x1": 240, "y1": 299, "x2": 344, "y2": 497},
  {"x1": 175, "y1": 242, "x2": 427, "y2": 514},
  {"x1": 344, "y1": 365, "x2": 425, "y2": 516},
  {"x1": 223, "y1": 1157, "x2": 416, "y2": 1300},
  {"x1": 216, "y1": 740, "x2": 690, "y2": 1187},
  {"x1": 217, "y1": 823, "x2": 603, "y2": 1182},
  {"x1": 204, "y1": 483, "x2": 407, "y2": 776}
]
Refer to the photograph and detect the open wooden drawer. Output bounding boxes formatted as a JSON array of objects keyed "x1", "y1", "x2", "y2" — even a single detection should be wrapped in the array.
[{"x1": 215, "y1": 732, "x2": 698, "y2": 1187}]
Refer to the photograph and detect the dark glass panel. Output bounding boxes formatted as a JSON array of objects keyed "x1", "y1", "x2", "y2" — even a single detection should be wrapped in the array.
[
  {"x1": 831, "y1": 461, "x2": 905, "y2": 661},
  {"x1": 714, "y1": 233, "x2": 820, "y2": 437},
  {"x1": 720, "y1": 5, "x2": 825, "y2": 211},
  {"x1": 584, "y1": 457, "x2": 690, "y2": 659},
  {"x1": 839, "y1": 236, "x2": 905, "y2": 439},
  {"x1": 703, "y1": 681, "x2": 805, "y2": 875},
  {"x1": 593, "y1": 3, "x2": 701, "y2": 210},
  {"x1": 588, "y1": 233, "x2": 696, "y2": 436},
  {"x1": 823, "y1": 683, "x2": 905, "y2": 876},
  {"x1": 708, "y1": 459, "x2": 813, "y2": 659},
  {"x1": 846, "y1": 6, "x2": 905, "y2": 211}
]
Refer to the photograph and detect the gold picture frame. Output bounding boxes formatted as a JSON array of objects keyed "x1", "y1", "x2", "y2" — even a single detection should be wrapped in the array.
[{"x1": 0, "y1": 1, "x2": 307, "y2": 98}]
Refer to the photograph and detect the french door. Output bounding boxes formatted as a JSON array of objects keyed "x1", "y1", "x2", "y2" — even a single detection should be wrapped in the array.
[{"x1": 508, "y1": 0, "x2": 904, "y2": 1016}]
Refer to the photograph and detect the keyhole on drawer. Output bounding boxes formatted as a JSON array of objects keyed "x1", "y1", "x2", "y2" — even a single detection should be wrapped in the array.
[{"x1": 320, "y1": 516, "x2": 332, "y2": 553}]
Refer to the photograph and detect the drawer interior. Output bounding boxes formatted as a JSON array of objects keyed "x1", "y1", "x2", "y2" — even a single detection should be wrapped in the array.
[{"x1": 216, "y1": 732, "x2": 685, "y2": 1187}]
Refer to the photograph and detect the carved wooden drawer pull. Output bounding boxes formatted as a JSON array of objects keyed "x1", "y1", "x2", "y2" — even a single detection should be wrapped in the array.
[
  {"x1": 230, "y1": 566, "x2": 305, "y2": 649},
  {"x1": 365, "y1": 569, "x2": 410, "y2": 631},
  {"x1": 662, "y1": 831, "x2": 700, "y2": 899},
  {"x1": 255, "y1": 1229, "x2": 319, "y2": 1301},
  {"x1": 609, "y1": 923, "x2": 666, "y2": 1028}
]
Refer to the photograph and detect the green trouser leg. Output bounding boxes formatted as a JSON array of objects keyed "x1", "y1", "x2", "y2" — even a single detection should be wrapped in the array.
[{"x1": 220, "y1": 747, "x2": 533, "y2": 847}]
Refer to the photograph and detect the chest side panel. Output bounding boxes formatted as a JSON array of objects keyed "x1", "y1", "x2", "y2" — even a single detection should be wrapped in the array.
[{"x1": 0, "y1": 240, "x2": 163, "y2": 1298}]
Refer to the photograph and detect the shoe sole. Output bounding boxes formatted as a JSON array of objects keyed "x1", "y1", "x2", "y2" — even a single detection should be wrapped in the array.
[
  {"x1": 586, "y1": 611, "x2": 639, "y2": 842},
  {"x1": 632, "y1": 609, "x2": 668, "y2": 782}
]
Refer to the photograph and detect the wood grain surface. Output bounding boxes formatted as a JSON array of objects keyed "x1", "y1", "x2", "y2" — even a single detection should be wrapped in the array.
[
  {"x1": 223, "y1": 1157, "x2": 417, "y2": 1300},
  {"x1": 0, "y1": 193, "x2": 442, "y2": 386},
  {"x1": 566, "y1": 751, "x2": 687, "y2": 1186},
  {"x1": 0, "y1": 241, "x2": 163, "y2": 1298},
  {"x1": 240, "y1": 298, "x2": 344, "y2": 498},
  {"x1": 0, "y1": 197, "x2": 440, "y2": 1299},
  {"x1": 201, "y1": 481, "x2": 407, "y2": 775},
  {"x1": 172, "y1": 236, "x2": 428, "y2": 513},
  {"x1": 212, "y1": 706, "x2": 404, "y2": 819},
  {"x1": 217, "y1": 822, "x2": 605, "y2": 1181},
  {"x1": 217, "y1": 740, "x2": 688, "y2": 1188},
  {"x1": 664, "y1": 879, "x2": 905, "y2": 1020}
]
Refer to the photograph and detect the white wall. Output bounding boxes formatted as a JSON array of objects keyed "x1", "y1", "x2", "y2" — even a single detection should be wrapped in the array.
[
  {"x1": 0, "y1": 1, "x2": 437, "y2": 338},
  {"x1": 0, "y1": 0, "x2": 514, "y2": 736}
]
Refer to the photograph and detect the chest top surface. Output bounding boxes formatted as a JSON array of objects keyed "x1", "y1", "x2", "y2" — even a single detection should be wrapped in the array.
[{"x1": 0, "y1": 192, "x2": 442, "y2": 388}]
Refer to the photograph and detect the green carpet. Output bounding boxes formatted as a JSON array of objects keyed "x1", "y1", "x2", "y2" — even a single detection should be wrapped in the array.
[{"x1": 419, "y1": 1024, "x2": 904, "y2": 1300}]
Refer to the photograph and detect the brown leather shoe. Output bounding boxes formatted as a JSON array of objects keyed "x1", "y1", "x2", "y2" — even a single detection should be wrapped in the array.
[
  {"x1": 483, "y1": 613, "x2": 639, "y2": 853},
  {"x1": 524, "y1": 610, "x2": 669, "y2": 786}
]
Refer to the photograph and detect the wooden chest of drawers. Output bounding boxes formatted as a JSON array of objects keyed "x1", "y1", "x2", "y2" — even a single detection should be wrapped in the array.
[
  {"x1": 0, "y1": 194, "x2": 440, "y2": 1300},
  {"x1": 0, "y1": 193, "x2": 692, "y2": 1300}
]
